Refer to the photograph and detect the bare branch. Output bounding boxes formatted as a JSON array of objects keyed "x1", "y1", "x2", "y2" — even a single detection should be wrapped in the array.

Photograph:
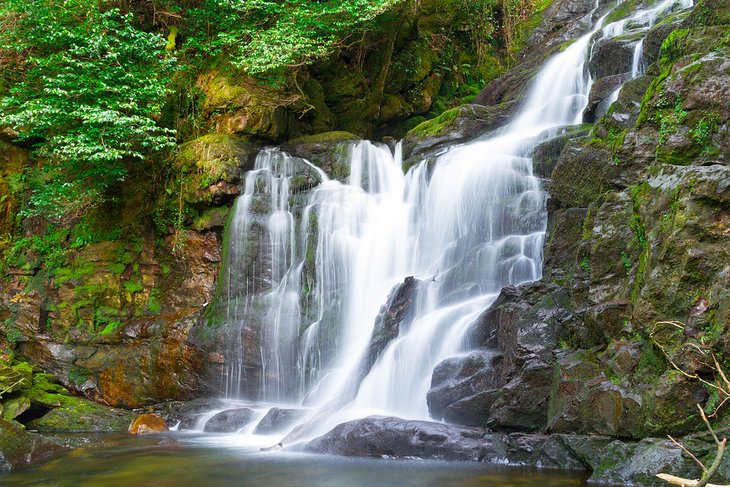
[
  {"x1": 668, "y1": 435, "x2": 708, "y2": 473},
  {"x1": 656, "y1": 473, "x2": 730, "y2": 487},
  {"x1": 698, "y1": 404, "x2": 721, "y2": 446}
]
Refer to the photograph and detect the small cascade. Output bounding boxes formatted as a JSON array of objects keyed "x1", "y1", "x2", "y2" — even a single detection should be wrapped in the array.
[
  {"x1": 214, "y1": 0, "x2": 696, "y2": 445},
  {"x1": 631, "y1": 38, "x2": 645, "y2": 77}
]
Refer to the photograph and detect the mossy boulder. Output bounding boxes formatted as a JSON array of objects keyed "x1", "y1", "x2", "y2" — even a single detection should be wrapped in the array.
[
  {"x1": 176, "y1": 133, "x2": 256, "y2": 207},
  {"x1": 25, "y1": 395, "x2": 135, "y2": 433}
]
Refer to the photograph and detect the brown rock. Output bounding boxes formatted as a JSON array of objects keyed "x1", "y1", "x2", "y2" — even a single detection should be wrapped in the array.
[{"x1": 129, "y1": 413, "x2": 169, "y2": 435}]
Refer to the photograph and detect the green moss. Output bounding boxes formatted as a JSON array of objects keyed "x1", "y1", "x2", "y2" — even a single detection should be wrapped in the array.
[
  {"x1": 407, "y1": 106, "x2": 460, "y2": 138},
  {"x1": 284, "y1": 131, "x2": 359, "y2": 145}
]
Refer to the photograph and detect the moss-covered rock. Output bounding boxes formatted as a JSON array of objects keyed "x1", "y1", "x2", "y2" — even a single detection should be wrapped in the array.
[
  {"x1": 197, "y1": 71, "x2": 288, "y2": 142},
  {"x1": 25, "y1": 395, "x2": 134, "y2": 433},
  {"x1": 0, "y1": 418, "x2": 64, "y2": 472},
  {"x1": 402, "y1": 102, "x2": 517, "y2": 169}
]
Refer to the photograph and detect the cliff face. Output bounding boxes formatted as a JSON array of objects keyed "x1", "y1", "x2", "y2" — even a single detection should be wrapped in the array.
[{"x1": 418, "y1": 0, "x2": 730, "y2": 453}]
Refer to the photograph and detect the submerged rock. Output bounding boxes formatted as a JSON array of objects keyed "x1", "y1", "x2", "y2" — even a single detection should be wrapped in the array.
[{"x1": 203, "y1": 408, "x2": 255, "y2": 433}]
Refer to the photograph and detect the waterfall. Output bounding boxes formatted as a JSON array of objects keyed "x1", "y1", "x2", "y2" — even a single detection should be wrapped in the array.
[{"x1": 217, "y1": 0, "x2": 695, "y2": 441}]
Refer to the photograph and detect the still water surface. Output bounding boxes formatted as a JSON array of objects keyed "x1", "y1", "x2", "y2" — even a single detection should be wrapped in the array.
[{"x1": 1, "y1": 433, "x2": 595, "y2": 486}]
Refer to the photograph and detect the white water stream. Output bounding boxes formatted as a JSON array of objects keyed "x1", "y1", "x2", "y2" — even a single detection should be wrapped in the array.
[{"x1": 215, "y1": 0, "x2": 694, "y2": 445}]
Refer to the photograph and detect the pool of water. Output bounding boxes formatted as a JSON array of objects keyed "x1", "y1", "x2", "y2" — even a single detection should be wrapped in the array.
[{"x1": 1, "y1": 433, "x2": 595, "y2": 486}]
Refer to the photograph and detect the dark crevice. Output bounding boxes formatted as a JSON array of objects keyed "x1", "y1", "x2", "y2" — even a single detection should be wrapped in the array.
[{"x1": 15, "y1": 402, "x2": 53, "y2": 425}]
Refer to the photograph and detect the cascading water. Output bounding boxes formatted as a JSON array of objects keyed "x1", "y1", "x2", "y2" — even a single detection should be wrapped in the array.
[{"x1": 216, "y1": 0, "x2": 694, "y2": 443}]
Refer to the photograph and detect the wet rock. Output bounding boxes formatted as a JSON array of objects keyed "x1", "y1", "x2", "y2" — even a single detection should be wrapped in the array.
[
  {"x1": 530, "y1": 0, "x2": 597, "y2": 46},
  {"x1": 253, "y1": 407, "x2": 310, "y2": 434},
  {"x1": 588, "y1": 39, "x2": 635, "y2": 80},
  {"x1": 402, "y1": 103, "x2": 518, "y2": 167},
  {"x1": 305, "y1": 416, "x2": 491, "y2": 461},
  {"x1": 583, "y1": 73, "x2": 629, "y2": 123},
  {"x1": 363, "y1": 277, "x2": 425, "y2": 375},
  {"x1": 173, "y1": 398, "x2": 230, "y2": 430},
  {"x1": 550, "y1": 142, "x2": 616, "y2": 208},
  {"x1": 427, "y1": 351, "x2": 501, "y2": 425},
  {"x1": 487, "y1": 359, "x2": 554, "y2": 431},
  {"x1": 128, "y1": 413, "x2": 168, "y2": 435},
  {"x1": 280, "y1": 131, "x2": 361, "y2": 180},
  {"x1": 0, "y1": 419, "x2": 64, "y2": 472},
  {"x1": 532, "y1": 125, "x2": 591, "y2": 179},
  {"x1": 203, "y1": 408, "x2": 255, "y2": 433}
]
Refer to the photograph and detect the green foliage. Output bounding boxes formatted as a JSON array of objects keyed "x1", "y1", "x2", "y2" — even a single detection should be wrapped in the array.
[
  {"x1": 0, "y1": 0, "x2": 176, "y2": 221},
  {"x1": 183, "y1": 0, "x2": 402, "y2": 74},
  {"x1": 689, "y1": 113, "x2": 719, "y2": 156}
]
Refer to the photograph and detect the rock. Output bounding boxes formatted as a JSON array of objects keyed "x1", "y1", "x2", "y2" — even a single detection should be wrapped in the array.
[
  {"x1": 128, "y1": 413, "x2": 168, "y2": 435},
  {"x1": 530, "y1": 0, "x2": 597, "y2": 46},
  {"x1": 25, "y1": 396, "x2": 135, "y2": 433},
  {"x1": 198, "y1": 71, "x2": 287, "y2": 142},
  {"x1": 402, "y1": 103, "x2": 518, "y2": 167},
  {"x1": 203, "y1": 408, "x2": 255, "y2": 433},
  {"x1": 562, "y1": 432, "x2": 730, "y2": 486},
  {"x1": 487, "y1": 359, "x2": 554, "y2": 431},
  {"x1": 172, "y1": 398, "x2": 230, "y2": 430},
  {"x1": 253, "y1": 407, "x2": 310, "y2": 434},
  {"x1": 305, "y1": 416, "x2": 491, "y2": 461},
  {"x1": 532, "y1": 125, "x2": 591, "y2": 179},
  {"x1": 280, "y1": 131, "x2": 360, "y2": 180},
  {"x1": 583, "y1": 73, "x2": 628, "y2": 123},
  {"x1": 550, "y1": 141, "x2": 616, "y2": 208},
  {"x1": 588, "y1": 39, "x2": 636, "y2": 80},
  {"x1": 426, "y1": 351, "x2": 501, "y2": 424},
  {"x1": 362, "y1": 277, "x2": 425, "y2": 375},
  {"x1": 176, "y1": 133, "x2": 256, "y2": 207},
  {"x1": 0, "y1": 419, "x2": 64, "y2": 472}
]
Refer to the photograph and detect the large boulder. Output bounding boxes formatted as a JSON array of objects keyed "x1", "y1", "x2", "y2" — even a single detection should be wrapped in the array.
[{"x1": 305, "y1": 416, "x2": 491, "y2": 461}]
